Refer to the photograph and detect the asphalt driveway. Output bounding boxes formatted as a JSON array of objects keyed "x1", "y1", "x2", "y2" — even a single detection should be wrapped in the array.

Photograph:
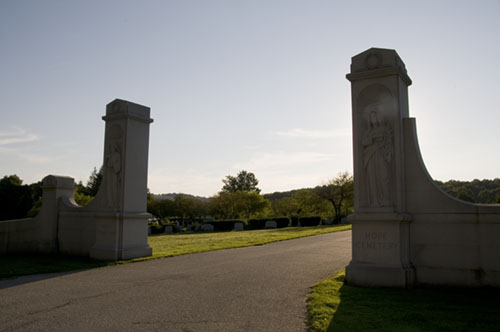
[{"x1": 0, "y1": 230, "x2": 351, "y2": 332}]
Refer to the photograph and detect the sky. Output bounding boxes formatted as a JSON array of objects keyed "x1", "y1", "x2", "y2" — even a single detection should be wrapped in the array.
[{"x1": 1, "y1": 1, "x2": 499, "y2": 197}]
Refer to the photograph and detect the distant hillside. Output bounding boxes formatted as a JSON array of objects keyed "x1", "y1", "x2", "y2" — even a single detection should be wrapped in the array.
[
  {"x1": 435, "y1": 178, "x2": 500, "y2": 203},
  {"x1": 153, "y1": 193, "x2": 209, "y2": 202},
  {"x1": 153, "y1": 178, "x2": 500, "y2": 205},
  {"x1": 263, "y1": 188, "x2": 313, "y2": 201},
  {"x1": 153, "y1": 190, "x2": 309, "y2": 202}
]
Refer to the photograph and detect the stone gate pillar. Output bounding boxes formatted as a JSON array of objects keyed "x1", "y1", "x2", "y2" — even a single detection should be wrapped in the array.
[
  {"x1": 345, "y1": 48, "x2": 415, "y2": 287},
  {"x1": 89, "y1": 99, "x2": 153, "y2": 260}
]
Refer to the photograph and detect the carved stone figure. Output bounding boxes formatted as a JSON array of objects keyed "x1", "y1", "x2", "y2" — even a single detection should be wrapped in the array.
[
  {"x1": 105, "y1": 142, "x2": 122, "y2": 208},
  {"x1": 362, "y1": 106, "x2": 393, "y2": 207}
]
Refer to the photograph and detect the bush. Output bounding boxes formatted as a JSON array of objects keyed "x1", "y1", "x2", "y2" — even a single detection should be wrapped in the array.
[
  {"x1": 273, "y1": 217, "x2": 290, "y2": 228},
  {"x1": 299, "y1": 216, "x2": 322, "y2": 227},
  {"x1": 247, "y1": 218, "x2": 267, "y2": 230},
  {"x1": 248, "y1": 217, "x2": 289, "y2": 229},
  {"x1": 291, "y1": 217, "x2": 299, "y2": 227},
  {"x1": 149, "y1": 223, "x2": 164, "y2": 234}
]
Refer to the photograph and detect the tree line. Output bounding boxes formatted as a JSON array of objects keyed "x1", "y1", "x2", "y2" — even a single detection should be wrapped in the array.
[
  {"x1": 3, "y1": 168, "x2": 499, "y2": 223},
  {"x1": 147, "y1": 170, "x2": 354, "y2": 223},
  {"x1": 0, "y1": 169, "x2": 354, "y2": 223},
  {"x1": 0, "y1": 168, "x2": 102, "y2": 221},
  {"x1": 435, "y1": 178, "x2": 500, "y2": 204}
]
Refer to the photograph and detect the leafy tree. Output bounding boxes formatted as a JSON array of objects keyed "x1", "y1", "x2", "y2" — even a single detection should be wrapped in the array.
[
  {"x1": 74, "y1": 191, "x2": 94, "y2": 206},
  {"x1": 73, "y1": 166, "x2": 104, "y2": 206},
  {"x1": 270, "y1": 188, "x2": 330, "y2": 219},
  {"x1": 209, "y1": 191, "x2": 269, "y2": 219},
  {"x1": 26, "y1": 180, "x2": 43, "y2": 217},
  {"x1": 222, "y1": 170, "x2": 261, "y2": 193},
  {"x1": 1, "y1": 174, "x2": 23, "y2": 186},
  {"x1": 271, "y1": 196, "x2": 300, "y2": 217},
  {"x1": 0, "y1": 175, "x2": 34, "y2": 221},
  {"x1": 86, "y1": 166, "x2": 103, "y2": 196},
  {"x1": 147, "y1": 193, "x2": 208, "y2": 222},
  {"x1": 435, "y1": 178, "x2": 500, "y2": 204},
  {"x1": 315, "y1": 171, "x2": 354, "y2": 222},
  {"x1": 174, "y1": 194, "x2": 208, "y2": 221},
  {"x1": 147, "y1": 196, "x2": 176, "y2": 220},
  {"x1": 291, "y1": 189, "x2": 330, "y2": 218}
]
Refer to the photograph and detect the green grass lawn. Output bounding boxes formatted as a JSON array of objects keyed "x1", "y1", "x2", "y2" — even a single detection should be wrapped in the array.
[
  {"x1": 144, "y1": 224, "x2": 351, "y2": 261},
  {"x1": 307, "y1": 270, "x2": 500, "y2": 332},
  {"x1": 0, "y1": 224, "x2": 350, "y2": 279}
]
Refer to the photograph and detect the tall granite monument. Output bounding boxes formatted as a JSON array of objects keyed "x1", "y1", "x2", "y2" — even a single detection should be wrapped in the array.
[
  {"x1": 0, "y1": 99, "x2": 153, "y2": 261},
  {"x1": 346, "y1": 48, "x2": 500, "y2": 287}
]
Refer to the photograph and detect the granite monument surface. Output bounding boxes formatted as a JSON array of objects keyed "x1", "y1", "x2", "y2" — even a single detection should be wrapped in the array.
[
  {"x1": 346, "y1": 48, "x2": 500, "y2": 287},
  {"x1": 0, "y1": 99, "x2": 153, "y2": 260}
]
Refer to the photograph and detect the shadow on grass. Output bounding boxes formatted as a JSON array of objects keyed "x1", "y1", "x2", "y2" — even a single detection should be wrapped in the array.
[
  {"x1": 328, "y1": 277, "x2": 500, "y2": 332},
  {"x1": 0, "y1": 254, "x2": 113, "y2": 287}
]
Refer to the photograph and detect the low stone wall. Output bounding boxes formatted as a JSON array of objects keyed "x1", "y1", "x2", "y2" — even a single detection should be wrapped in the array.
[
  {"x1": 404, "y1": 118, "x2": 500, "y2": 286},
  {"x1": 0, "y1": 218, "x2": 38, "y2": 255}
]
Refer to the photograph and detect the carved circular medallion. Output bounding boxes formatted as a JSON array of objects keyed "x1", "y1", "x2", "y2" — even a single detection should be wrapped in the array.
[{"x1": 365, "y1": 52, "x2": 382, "y2": 70}]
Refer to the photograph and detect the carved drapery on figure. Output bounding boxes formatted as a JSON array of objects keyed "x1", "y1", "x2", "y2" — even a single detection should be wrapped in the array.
[
  {"x1": 105, "y1": 142, "x2": 122, "y2": 208},
  {"x1": 362, "y1": 106, "x2": 393, "y2": 207},
  {"x1": 103, "y1": 123, "x2": 123, "y2": 209},
  {"x1": 358, "y1": 84, "x2": 395, "y2": 208}
]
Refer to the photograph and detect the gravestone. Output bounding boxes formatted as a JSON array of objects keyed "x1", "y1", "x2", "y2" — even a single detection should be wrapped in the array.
[
  {"x1": 201, "y1": 224, "x2": 214, "y2": 232},
  {"x1": 265, "y1": 220, "x2": 277, "y2": 229}
]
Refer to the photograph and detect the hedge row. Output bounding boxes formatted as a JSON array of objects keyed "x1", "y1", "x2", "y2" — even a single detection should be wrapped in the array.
[
  {"x1": 298, "y1": 216, "x2": 322, "y2": 227},
  {"x1": 151, "y1": 215, "x2": 324, "y2": 234},
  {"x1": 247, "y1": 217, "x2": 290, "y2": 229},
  {"x1": 203, "y1": 219, "x2": 244, "y2": 231},
  {"x1": 247, "y1": 218, "x2": 266, "y2": 230}
]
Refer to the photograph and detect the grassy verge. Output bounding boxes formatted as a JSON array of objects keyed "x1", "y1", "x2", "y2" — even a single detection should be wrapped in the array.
[
  {"x1": 142, "y1": 225, "x2": 351, "y2": 261},
  {"x1": 0, "y1": 224, "x2": 350, "y2": 279},
  {"x1": 307, "y1": 270, "x2": 500, "y2": 332}
]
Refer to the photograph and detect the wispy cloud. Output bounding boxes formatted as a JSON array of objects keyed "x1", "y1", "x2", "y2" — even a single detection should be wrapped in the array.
[
  {"x1": 0, "y1": 146, "x2": 54, "y2": 164},
  {"x1": 273, "y1": 128, "x2": 350, "y2": 139},
  {"x1": 0, "y1": 127, "x2": 52, "y2": 163},
  {"x1": 234, "y1": 151, "x2": 336, "y2": 171},
  {"x1": 0, "y1": 126, "x2": 39, "y2": 145}
]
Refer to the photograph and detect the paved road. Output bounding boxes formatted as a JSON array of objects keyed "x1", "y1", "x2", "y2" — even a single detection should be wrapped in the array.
[{"x1": 0, "y1": 231, "x2": 351, "y2": 332}]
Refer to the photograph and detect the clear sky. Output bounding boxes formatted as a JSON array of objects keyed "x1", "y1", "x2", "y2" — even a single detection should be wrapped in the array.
[{"x1": 1, "y1": 1, "x2": 499, "y2": 196}]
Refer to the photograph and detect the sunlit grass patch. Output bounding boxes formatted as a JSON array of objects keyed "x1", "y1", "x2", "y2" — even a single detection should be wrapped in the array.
[
  {"x1": 1, "y1": 225, "x2": 351, "y2": 278},
  {"x1": 307, "y1": 270, "x2": 500, "y2": 332},
  {"x1": 136, "y1": 225, "x2": 351, "y2": 261}
]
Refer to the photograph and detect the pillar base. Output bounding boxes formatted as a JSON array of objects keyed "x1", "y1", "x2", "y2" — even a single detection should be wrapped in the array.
[
  {"x1": 90, "y1": 245, "x2": 152, "y2": 261},
  {"x1": 346, "y1": 262, "x2": 415, "y2": 288},
  {"x1": 89, "y1": 212, "x2": 153, "y2": 261}
]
